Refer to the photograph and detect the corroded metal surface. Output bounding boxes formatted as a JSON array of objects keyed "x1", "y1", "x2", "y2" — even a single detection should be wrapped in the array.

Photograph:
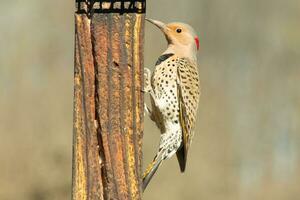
[
  {"x1": 73, "y1": 14, "x2": 104, "y2": 200},
  {"x1": 72, "y1": 2, "x2": 144, "y2": 200}
]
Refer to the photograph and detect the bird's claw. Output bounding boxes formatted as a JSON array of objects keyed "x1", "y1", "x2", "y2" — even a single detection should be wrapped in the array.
[
  {"x1": 144, "y1": 68, "x2": 152, "y2": 79},
  {"x1": 144, "y1": 103, "x2": 152, "y2": 116}
]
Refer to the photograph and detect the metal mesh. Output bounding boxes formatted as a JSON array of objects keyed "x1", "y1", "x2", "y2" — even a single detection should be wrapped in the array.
[{"x1": 76, "y1": 0, "x2": 146, "y2": 14}]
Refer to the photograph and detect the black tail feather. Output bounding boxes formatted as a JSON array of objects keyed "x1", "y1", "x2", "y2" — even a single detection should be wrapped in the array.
[{"x1": 176, "y1": 146, "x2": 186, "y2": 172}]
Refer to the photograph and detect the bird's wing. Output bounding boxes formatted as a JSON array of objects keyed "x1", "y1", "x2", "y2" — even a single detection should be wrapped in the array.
[{"x1": 176, "y1": 58, "x2": 200, "y2": 172}]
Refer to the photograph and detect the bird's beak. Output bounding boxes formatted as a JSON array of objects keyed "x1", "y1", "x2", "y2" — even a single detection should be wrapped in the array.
[
  {"x1": 146, "y1": 18, "x2": 172, "y2": 44},
  {"x1": 145, "y1": 18, "x2": 167, "y2": 32}
]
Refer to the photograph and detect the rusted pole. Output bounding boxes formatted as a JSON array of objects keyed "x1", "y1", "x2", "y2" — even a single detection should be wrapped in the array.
[{"x1": 72, "y1": 1, "x2": 145, "y2": 199}]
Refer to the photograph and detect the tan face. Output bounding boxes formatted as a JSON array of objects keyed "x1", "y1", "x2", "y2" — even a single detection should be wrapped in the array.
[
  {"x1": 146, "y1": 18, "x2": 200, "y2": 51},
  {"x1": 164, "y1": 23, "x2": 199, "y2": 50}
]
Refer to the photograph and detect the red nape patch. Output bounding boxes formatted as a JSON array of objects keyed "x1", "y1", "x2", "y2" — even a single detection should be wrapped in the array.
[{"x1": 195, "y1": 37, "x2": 200, "y2": 50}]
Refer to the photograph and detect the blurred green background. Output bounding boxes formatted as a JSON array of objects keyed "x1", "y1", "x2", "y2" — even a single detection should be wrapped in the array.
[{"x1": 1, "y1": 0, "x2": 299, "y2": 199}]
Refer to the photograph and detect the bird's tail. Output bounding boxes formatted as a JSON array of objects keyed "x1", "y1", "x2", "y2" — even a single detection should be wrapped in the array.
[{"x1": 142, "y1": 151, "x2": 164, "y2": 191}]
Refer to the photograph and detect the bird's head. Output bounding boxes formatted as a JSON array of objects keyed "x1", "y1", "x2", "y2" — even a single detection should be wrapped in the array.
[{"x1": 146, "y1": 18, "x2": 200, "y2": 55}]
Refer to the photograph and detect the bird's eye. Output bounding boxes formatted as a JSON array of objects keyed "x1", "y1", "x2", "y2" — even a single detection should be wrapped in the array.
[{"x1": 176, "y1": 28, "x2": 182, "y2": 33}]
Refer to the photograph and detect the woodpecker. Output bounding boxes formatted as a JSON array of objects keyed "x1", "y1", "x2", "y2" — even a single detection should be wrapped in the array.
[{"x1": 143, "y1": 18, "x2": 201, "y2": 191}]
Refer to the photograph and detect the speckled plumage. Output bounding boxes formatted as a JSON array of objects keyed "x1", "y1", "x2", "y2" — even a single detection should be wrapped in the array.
[
  {"x1": 143, "y1": 19, "x2": 201, "y2": 191},
  {"x1": 143, "y1": 55, "x2": 200, "y2": 188}
]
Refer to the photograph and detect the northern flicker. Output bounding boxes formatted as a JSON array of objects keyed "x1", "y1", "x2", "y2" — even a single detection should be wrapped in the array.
[{"x1": 143, "y1": 18, "x2": 201, "y2": 190}]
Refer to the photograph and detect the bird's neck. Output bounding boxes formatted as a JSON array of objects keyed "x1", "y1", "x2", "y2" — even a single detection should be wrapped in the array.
[{"x1": 164, "y1": 44, "x2": 197, "y2": 62}]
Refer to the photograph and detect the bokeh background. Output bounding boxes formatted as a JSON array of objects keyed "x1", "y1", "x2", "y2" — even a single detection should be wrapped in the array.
[{"x1": 1, "y1": 0, "x2": 299, "y2": 199}]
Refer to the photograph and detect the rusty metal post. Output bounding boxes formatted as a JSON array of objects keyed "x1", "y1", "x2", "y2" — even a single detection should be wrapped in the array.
[{"x1": 72, "y1": 1, "x2": 145, "y2": 199}]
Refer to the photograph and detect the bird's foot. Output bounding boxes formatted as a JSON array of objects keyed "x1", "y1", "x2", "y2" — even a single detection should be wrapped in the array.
[{"x1": 144, "y1": 68, "x2": 153, "y2": 93}]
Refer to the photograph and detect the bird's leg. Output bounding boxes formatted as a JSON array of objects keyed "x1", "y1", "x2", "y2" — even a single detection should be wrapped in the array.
[{"x1": 143, "y1": 68, "x2": 155, "y2": 116}]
